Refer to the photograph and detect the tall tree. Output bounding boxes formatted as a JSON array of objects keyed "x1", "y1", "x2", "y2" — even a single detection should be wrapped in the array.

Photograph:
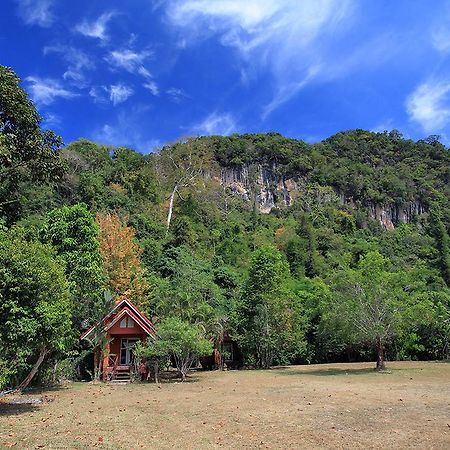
[
  {"x1": 96, "y1": 212, "x2": 149, "y2": 305},
  {"x1": 323, "y1": 251, "x2": 433, "y2": 370},
  {"x1": 156, "y1": 138, "x2": 213, "y2": 232},
  {"x1": 237, "y1": 246, "x2": 306, "y2": 368},
  {"x1": 429, "y1": 206, "x2": 450, "y2": 286},
  {"x1": 0, "y1": 66, "x2": 64, "y2": 222},
  {"x1": 40, "y1": 203, "x2": 105, "y2": 325},
  {"x1": 153, "y1": 247, "x2": 225, "y2": 336},
  {"x1": 0, "y1": 228, "x2": 72, "y2": 390}
]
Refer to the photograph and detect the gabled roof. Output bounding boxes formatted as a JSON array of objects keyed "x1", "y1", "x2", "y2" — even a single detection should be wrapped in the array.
[{"x1": 81, "y1": 297, "x2": 156, "y2": 341}]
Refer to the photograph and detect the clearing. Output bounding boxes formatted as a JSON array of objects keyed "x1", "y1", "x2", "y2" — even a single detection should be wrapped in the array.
[{"x1": 1, "y1": 361, "x2": 449, "y2": 449}]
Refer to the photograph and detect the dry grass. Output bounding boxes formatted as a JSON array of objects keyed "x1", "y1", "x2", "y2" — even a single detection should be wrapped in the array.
[{"x1": 1, "y1": 361, "x2": 449, "y2": 449}]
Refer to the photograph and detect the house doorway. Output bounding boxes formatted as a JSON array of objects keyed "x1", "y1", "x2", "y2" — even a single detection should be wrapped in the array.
[{"x1": 120, "y1": 338, "x2": 139, "y2": 365}]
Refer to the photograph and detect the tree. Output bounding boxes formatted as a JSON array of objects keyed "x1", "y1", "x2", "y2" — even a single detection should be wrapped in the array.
[
  {"x1": 237, "y1": 246, "x2": 306, "y2": 368},
  {"x1": 296, "y1": 213, "x2": 320, "y2": 277},
  {"x1": 0, "y1": 228, "x2": 72, "y2": 390},
  {"x1": 0, "y1": 66, "x2": 64, "y2": 222},
  {"x1": 134, "y1": 338, "x2": 169, "y2": 384},
  {"x1": 146, "y1": 317, "x2": 213, "y2": 381},
  {"x1": 40, "y1": 204, "x2": 105, "y2": 325},
  {"x1": 429, "y1": 206, "x2": 450, "y2": 286},
  {"x1": 96, "y1": 212, "x2": 149, "y2": 305},
  {"x1": 324, "y1": 251, "x2": 429, "y2": 370},
  {"x1": 156, "y1": 138, "x2": 213, "y2": 232},
  {"x1": 153, "y1": 247, "x2": 225, "y2": 330}
]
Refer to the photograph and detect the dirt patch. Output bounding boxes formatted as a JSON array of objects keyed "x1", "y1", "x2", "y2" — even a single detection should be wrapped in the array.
[{"x1": 0, "y1": 361, "x2": 449, "y2": 449}]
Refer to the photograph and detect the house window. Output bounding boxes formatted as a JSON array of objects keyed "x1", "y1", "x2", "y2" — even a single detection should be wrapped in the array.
[
  {"x1": 120, "y1": 338, "x2": 139, "y2": 365},
  {"x1": 119, "y1": 316, "x2": 135, "y2": 328}
]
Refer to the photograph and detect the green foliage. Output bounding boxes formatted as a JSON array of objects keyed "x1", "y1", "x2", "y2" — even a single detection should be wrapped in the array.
[
  {"x1": 0, "y1": 228, "x2": 72, "y2": 388},
  {"x1": 39, "y1": 203, "x2": 105, "y2": 325},
  {"x1": 140, "y1": 317, "x2": 213, "y2": 381},
  {"x1": 2, "y1": 72, "x2": 450, "y2": 377},
  {"x1": 0, "y1": 66, "x2": 64, "y2": 223},
  {"x1": 152, "y1": 246, "x2": 226, "y2": 337},
  {"x1": 321, "y1": 252, "x2": 445, "y2": 369},
  {"x1": 237, "y1": 246, "x2": 306, "y2": 368}
]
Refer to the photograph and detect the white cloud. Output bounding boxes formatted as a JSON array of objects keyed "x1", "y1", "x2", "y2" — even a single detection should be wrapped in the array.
[
  {"x1": 191, "y1": 112, "x2": 237, "y2": 136},
  {"x1": 92, "y1": 113, "x2": 161, "y2": 152},
  {"x1": 108, "y1": 84, "x2": 134, "y2": 105},
  {"x1": 143, "y1": 81, "x2": 159, "y2": 95},
  {"x1": 89, "y1": 84, "x2": 135, "y2": 105},
  {"x1": 166, "y1": 0, "x2": 355, "y2": 117},
  {"x1": 75, "y1": 11, "x2": 115, "y2": 40},
  {"x1": 166, "y1": 87, "x2": 189, "y2": 103},
  {"x1": 432, "y1": 26, "x2": 450, "y2": 53},
  {"x1": 89, "y1": 87, "x2": 107, "y2": 104},
  {"x1": 406, "y1": 80, "x2": 450, "y2": 133},
  {"x1": 106, "y1": 49, "x2": 153, "y2": 77},
  {"x1": 42, "y1": 112, "x2": 61, "y2": 128},
  {"x1": 262, "y1": 65, "x2": 321, "y2": 120},
  {"x1": 25, "y1": 76, "x2": 78, "y2": 106},
  {"x1": 371, "y1": 119, "x2": 394, "y2": 134},
  {"x1": 44, "y1": 46, "x2": 94, "y2": 86},
  {"x1": 16, "y1": 0, "x2": 54, "y2": 27}
]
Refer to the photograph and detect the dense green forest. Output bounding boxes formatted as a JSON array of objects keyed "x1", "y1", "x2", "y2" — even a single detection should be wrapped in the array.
[{"x1": 1, "y1": 66, "x2": 450, "y2": 389}]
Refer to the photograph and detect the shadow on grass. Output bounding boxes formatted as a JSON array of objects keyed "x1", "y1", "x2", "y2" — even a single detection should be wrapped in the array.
[
  {"x1": 277, "y1": 367, "x2": 380, "y2": 377},
  {"x1": 0, "y1": 402, "x2": 39, "y2": 416}
]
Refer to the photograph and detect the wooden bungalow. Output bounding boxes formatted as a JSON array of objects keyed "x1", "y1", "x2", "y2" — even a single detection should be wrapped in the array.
[
  {"x1": 201, "y1": 331, "x2": 243, "y2": 370},
  {"x1": 81, "y1": 298, "x2": 156, "y2": 381}
]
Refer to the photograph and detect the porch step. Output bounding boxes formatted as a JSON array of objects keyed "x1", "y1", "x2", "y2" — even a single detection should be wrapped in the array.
[
  {"x1": 115, "y1": 374, "x2": 131, "y2": 380},
  {"x1": 112, "y1": 365, "x2": 131, "y2": 382}
]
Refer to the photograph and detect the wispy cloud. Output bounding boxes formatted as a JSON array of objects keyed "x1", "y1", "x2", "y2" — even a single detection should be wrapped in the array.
[
  {"x1": 431, "y1": 5, "x2": 450, "y2": 54},
  {"x1": 262, "y1": 65, "x2": 321, "y2": 120},
  {"x1": 75, "y1": 11, "x2": 115, "y2": 40},
  {"x1": 432, "y1": 26, "x2": 450, "y2": 53},
  {"x1": 166, "y1": 0, "x2": 355, "y2": 118},
  {"x1": 25, "y1": 76, "x2": 78, "y2": 106},
  {"x1": 43, "y1": 45, "x2": 94, "y2": 86},
  {"x1": 92, "y1": 111, "x2": 161, "y2": 152},
  {"x1": 166, "y1": 87, "x2": 189, "y2": 103},
  {"x1": 406, "y1": 80, "x2": 450, "y2": 133},
  {"x1": 191, "y1": 112, "x2": 237, "y2": 136},
  {"x1": 89, "y1": 84, "x2": 134, "y2": 105},
  {"x1": 143, "y1": 81, "x2": 159, "y2": 95},
  {"x1": 108, "y1": 84, "x2": 134, "y2": 105},
  {"x1": 42, "y1": 112, "x2": 61, "y2": 128},
  {"x1": 16, "y1": 0, "x2": 54, "y2": 27},
  {"x1": 106, "y1": 49, "x2": 153, "y2": 77}
]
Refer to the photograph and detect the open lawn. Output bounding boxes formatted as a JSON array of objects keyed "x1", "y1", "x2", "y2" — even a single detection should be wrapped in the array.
[{"x1": 1, "y1": 361, "x2": 449, "y2": 449}]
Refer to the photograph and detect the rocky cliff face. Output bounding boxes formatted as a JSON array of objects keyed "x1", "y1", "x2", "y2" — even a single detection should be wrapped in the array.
[
  {"x1": 366, "y1": 201, "x2": 426, "y2": 230},
  {"x1": 220, "y1": 163, "x2": 298, "y2": 214},
  {"x1": 220, "y1": 163, "x2": 426, "y2": 229}
]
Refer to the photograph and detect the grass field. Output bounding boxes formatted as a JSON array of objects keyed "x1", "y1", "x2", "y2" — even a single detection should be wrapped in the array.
[{"x1": 1, "y1": 361, "x2": 449, "y2": 449}]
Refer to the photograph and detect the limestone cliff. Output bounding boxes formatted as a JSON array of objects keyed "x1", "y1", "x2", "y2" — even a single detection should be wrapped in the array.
[{"x1": 219, "y1": 162, "x2": 426, "y2": 229}]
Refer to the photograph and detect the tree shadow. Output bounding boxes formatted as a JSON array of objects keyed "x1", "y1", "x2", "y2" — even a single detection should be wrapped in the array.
[
  {"x1": 0, "y1": 402, "x2": 39, "y2": 416},
  {"x1": 278, "y1": 367, "x2": 379, "y2": 377}
]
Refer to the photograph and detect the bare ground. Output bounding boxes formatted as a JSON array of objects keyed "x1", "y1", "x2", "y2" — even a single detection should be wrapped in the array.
[{"x1": 1, "y1": 361, "x2": 449, "y2": 449}]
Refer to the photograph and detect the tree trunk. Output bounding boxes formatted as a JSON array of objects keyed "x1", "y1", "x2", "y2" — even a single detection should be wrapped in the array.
[
  {"x1": 166, "y1": 185, "x2": 178, "y2": 233},
  {"x1": 154, "y1": 362, "x2": 159, "y2": 384},
  {"x1": 17, "y1": 348, "x2": 49, "y2": 391},
  {"x1": 376, "y1": 336, "x2": 386, "y2": 371}
]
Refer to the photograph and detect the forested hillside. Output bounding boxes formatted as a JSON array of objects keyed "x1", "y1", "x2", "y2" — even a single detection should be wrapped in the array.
[{"x1": 1, "y1": 66, "x2": 450, "y2": 389}]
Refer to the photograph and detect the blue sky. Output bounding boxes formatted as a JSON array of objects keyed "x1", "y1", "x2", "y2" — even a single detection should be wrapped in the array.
[{"x1": 2, "y1": 1, "x2": 450, "y2": 152}]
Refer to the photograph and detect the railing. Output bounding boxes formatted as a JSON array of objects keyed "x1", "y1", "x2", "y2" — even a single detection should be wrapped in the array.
[{"x1": 106, "y1": 354, "x2": 119, "y2": 380}]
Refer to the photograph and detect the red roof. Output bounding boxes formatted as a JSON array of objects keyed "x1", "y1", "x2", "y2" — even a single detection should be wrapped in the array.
[{"x1": 81, "y1": 298, "x2": 156, "y2": 341}]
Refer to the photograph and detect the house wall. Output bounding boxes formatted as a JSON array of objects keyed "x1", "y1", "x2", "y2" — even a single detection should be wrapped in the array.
[
  {"x1": 108, "y1": 333, "x2": 147, "y2": 357},
  {"x1": 108, "y1": 319, "x2": 145, "y2": 335}
]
